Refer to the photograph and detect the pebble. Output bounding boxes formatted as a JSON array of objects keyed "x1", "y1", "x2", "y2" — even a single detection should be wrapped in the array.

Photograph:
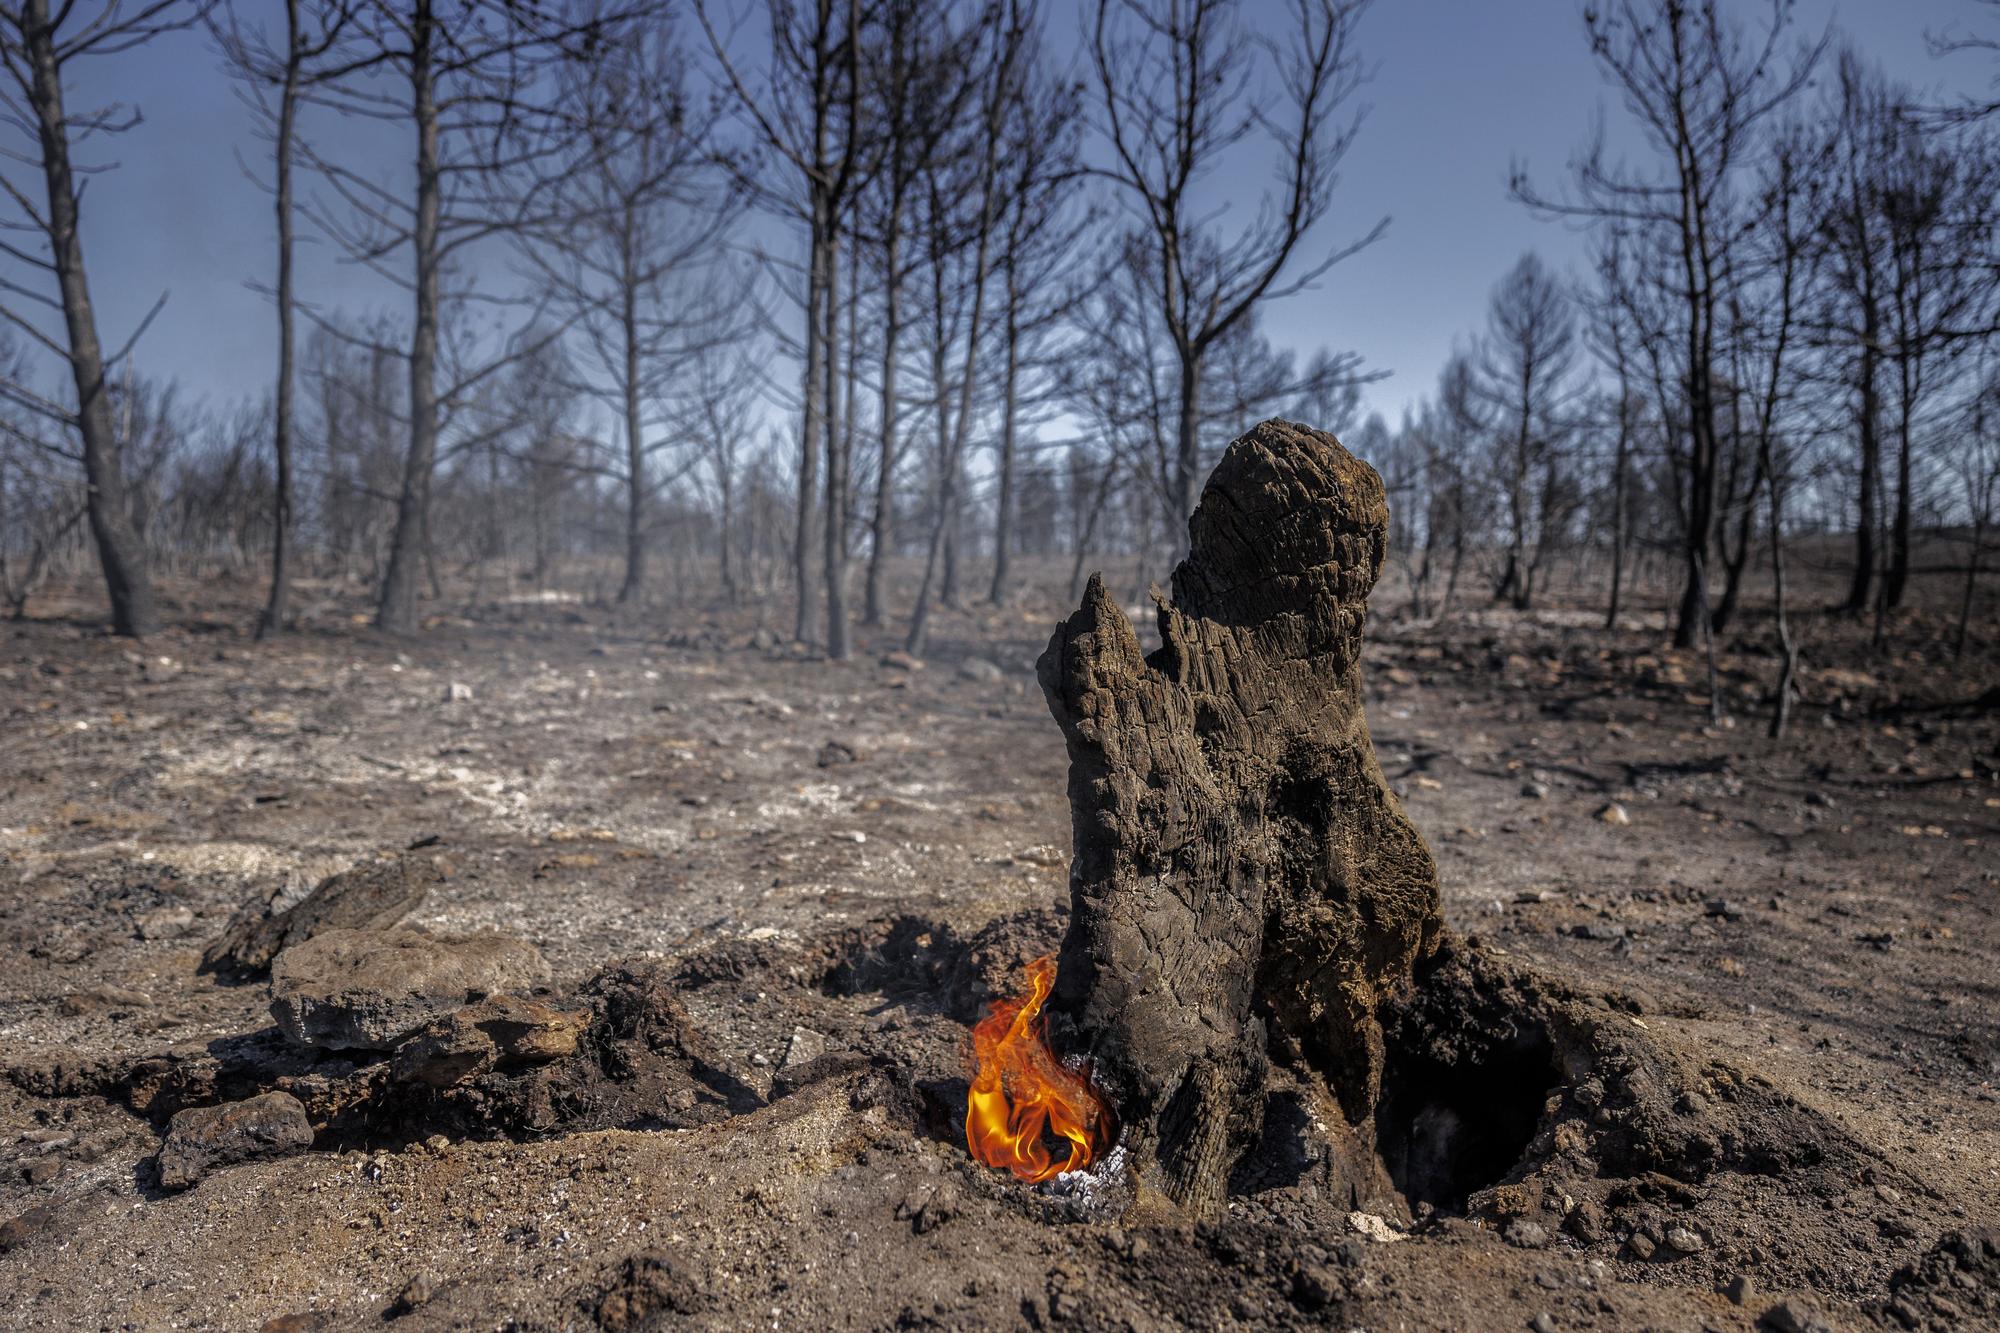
[
  {"x1": 1505, "y1": 1219, "x2": 1550, "y2": 1248},
  {"x1": 0, "y1": 1206, "x2": 53, "y2": 1252},
  {"x1": 1530, "y1": 1313, "x2": 1558, "y2": 1333},
  {"x1": 1346, "y1": 1211, "x2": 1406, "y2": 1243},
  {"x1": 815, "y1": 740, "x2": 859, "y2": 768},
  {"x1": 1522, "y1": 781, "x2": 1551, "y2": 800},
  {"x1": 1626, "y1": 1231, "x2": 1656, "y2": 1260},
  {"x1": 1724, "y1": 1273, "x2": 1755, "y2": 1305},
  {"x1": 1596, "y1": 802, "x2": 1632, "y2": 826},
  {"x1": 1763, "y1": 1300, "x2": 1837, "y2": 1333},
  {"x1": 1662, "y1": 1225, "x2": 1704, "y2": 1255},
  {"x1": 391, "y1": 1274, "x2": 439, "y2": 1313},
  {"x1": 137, "y1": 905, "x2": 196, "y2": 940}
]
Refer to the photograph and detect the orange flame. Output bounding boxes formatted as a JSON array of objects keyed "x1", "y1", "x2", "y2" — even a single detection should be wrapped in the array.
[{"x1": 965, "y1": 955, "x2": 1114, "y2": 1183}]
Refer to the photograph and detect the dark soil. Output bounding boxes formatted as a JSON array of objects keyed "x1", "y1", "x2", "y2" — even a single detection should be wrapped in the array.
[{"x1": 0, "y1": 563, "x2": 1994, "y2": 1331}]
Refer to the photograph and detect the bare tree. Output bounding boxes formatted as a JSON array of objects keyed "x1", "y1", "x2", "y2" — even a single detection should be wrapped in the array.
[
  {"x1": 1729, "y1": 122, "x2": 1822, "y2": 735},
  {"x1": 852, "y1": 0, "x2": 974, "y2": 628},
  {"x1": 1089, "y1": 0, "x2": 1384, "y2": 541},
  {"x1": 1954, "y1": 363, "x2": 2000, "y2": 657},
  {"x1": 1582, "y1": 230, "x2": 1645, "y2": 630},
  {"x1": 903, "y1": 0, "x2": 1024, "y2": 659},
  {"x1": 0, "y1": 332, "x2": 84, "y2": 617},
  {"x1": 1875, "y1": 100, "x2": 1999, "y2": 609},
  {"x1": 0, "y1": 0, "x2": 214, "y2": 635},
  {"x1": 986, "y1": 16, "x2": 1088, "y2": 606},
  {"x1": 212, "y1": 0, "x2": 360, "y2": 637},
  {"x1": 699, "y1": 0, "x2": 867, "y2": 654},
  {"x1": 1515, "y1": 0, "x2": 1824, "y2": 649},
  {"x1": 1476, "y1": 252, "x2": 1576, "y2": 611},
  {"x1": 304, "y1": 0, "x2": 630, "y2": 635},
  {"x1": 1811, "y1": 53, "x2": 1895, "y2": 617},
  {"x1": 530, "y1": 20, "x2": 743, "y2": 609}
]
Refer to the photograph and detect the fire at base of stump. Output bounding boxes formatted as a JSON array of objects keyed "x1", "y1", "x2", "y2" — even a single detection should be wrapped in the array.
[
  {"x1": 959, "y1": 420, "x2": 1922, "y2": 1256},
  {"x1": 964, "y1": 955, "x2": 1114, "y2": 1183}
]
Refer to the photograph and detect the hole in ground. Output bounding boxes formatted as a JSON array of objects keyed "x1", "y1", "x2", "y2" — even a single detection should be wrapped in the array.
[{"x1": 1375, "y1": 947, "x2": 1559, "y2": 1214}]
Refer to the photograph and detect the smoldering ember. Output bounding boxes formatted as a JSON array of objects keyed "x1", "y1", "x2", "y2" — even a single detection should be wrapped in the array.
[{"x1": 2, "y1": 1, "x2": 2000, "y2": 1331}]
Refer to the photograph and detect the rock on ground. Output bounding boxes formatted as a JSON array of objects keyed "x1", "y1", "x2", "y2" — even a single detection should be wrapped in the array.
[
  {"x1": 156, "y1": 1091, "x2": 313, "y2": 1190},
  {"x1": 269, "y1": 928, "x2": 551, "y2": 1051},
  {"x1": 202, "y1": 852, "x2": 443, "y2": 976},
  {"x1": 390, "y1": 995, "x2": 589, "y2": 1089}
]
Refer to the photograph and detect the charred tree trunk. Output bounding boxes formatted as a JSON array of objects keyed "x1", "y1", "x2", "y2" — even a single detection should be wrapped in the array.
[
  {"x1": 1844, "y1": 335, "x2": 1881, "y2": 616},
  {"x1": 376, "y1": 0, "x2": 439, "y2": 638},
  {"x1": 988, "y1": 290, "x2": 1021, "y2": 606},
  {"x1": 863, "y1": 216, "x2": 900, "y2": 628},
  {"x1": 615, "y1": 234, "x2": 646, "y2": 608},
  {"x1": 795, "y1": 200, "x2": 828, "y2": 647},
  {"x1": 1886, "y1": 362, "x2": 1914, "y2": 611},
  {"x1": 1041, "y1": 419, "x2": 1443, "y2": 1214},
  {"x1": 1605, "y1": 398, "x2": 1631, "y2": 632},
  {"x1": 823, "y1": 229, "x2": 849, "y2": 660},
  {"x1": 258, "y1": 0, "x2": 304, "y2": 640},
  {"x1": 23, "y1": 0, "x2": 158, "y2": 637}
]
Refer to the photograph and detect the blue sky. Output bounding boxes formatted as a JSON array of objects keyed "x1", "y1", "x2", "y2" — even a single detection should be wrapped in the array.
[{"x1": 28, "y1": 0, "x2": 1996, "y2": 434}]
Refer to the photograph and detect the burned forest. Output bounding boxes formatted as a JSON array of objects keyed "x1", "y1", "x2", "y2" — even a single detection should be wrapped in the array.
[{"x1": 2, "y1": 1, "x2": 2000, "y2": 1331}]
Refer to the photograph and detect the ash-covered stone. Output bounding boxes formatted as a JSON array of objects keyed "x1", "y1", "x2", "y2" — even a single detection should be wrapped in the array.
[
  {"x1": 202, "y1": 852, "x2": 442, "y2": 977},
  {"x1": 270, "y1": 928, "x2": 550, "y2": 1051},
  {"x1": 390, "y1": 995, "x2": 588, "y2": 1088}
]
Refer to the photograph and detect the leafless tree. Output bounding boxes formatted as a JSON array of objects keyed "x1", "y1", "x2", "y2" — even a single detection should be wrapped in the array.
[
  {"x1": 985, "y1": 15, "x2": 1088, "y2": 607},
  {"x1": 850, "y1": 0, "x2": 980, "y2": 628},
  {"x1": 1954, "y1": 361, "x2": 2000, "y2": 657},
  {"x1": 1875, "y1": 95, "x2": 2000, "y2": 609},
  {"x1": 687, "y1": 330, "x2": 765, "y2": 602},
  {"x1": 1515, "y1": 0, "x2": 1825, "y2": 649},
  {"x1": 303, "y1": 0, "x2": 633, "y2": 635},
  {"x1": 0, "y1": 0, "x2": 215, "y2": 635},
  {"x1": 903, "y1": 0, "x2": 1027, "y2": 658},
  {"x1": 1582, "y1": 230, "x2": 1647, "y2": 630},
  {"x1": 1476, "y1": 252, "x2": 1577, "y2": 611},
  {"x1": 529, "y1": 20, "x2": 744, "y2": 609},
  {"x1": 1726, "y1": 121, "x2": 1822, "y2": 735},
  {"x1": 1808, "y1": 54, "x2": 1895, "y2": 617},
  {"x1": 1089, "y1": 0, "x2": 1384, "y2": 541},
  {"x1": 212, "y1": 0, "x2": 360, "y2": 637},
  {"x1": 699, "y1": 0, "x2": 867, "y2": 654}
]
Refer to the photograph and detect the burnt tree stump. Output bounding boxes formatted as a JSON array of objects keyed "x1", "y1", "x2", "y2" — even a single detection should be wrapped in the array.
[{"x1": 1040, "y1": 419, "x2": 1443, "y2": 1212}]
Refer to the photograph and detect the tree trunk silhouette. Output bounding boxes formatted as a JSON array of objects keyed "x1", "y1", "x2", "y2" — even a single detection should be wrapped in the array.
[
  {"x1": 1041, "y1": 418, "x2": 1442, "y2": 1214},
  {"x1": 376, "y1": 0, "x2": 438, "y2": 637},
  {"x1": 22, "y1": 0, "x2": 158, "y2": 637}
]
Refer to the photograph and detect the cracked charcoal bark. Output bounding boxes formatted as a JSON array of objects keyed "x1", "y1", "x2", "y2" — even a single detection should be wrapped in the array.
[{"x1": 1039, "y1": 418, "x2": 1443, "y2": 1212}]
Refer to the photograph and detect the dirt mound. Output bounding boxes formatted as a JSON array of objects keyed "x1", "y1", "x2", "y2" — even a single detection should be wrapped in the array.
[{"x1": 1881, "y1": 1229, "x2": 2000, "y2": 1330}]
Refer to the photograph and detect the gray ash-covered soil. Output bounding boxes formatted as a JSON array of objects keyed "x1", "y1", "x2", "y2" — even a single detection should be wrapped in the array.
[{"x1": 0, "y1": 568, "x2": 1995, "y2": 1331}]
